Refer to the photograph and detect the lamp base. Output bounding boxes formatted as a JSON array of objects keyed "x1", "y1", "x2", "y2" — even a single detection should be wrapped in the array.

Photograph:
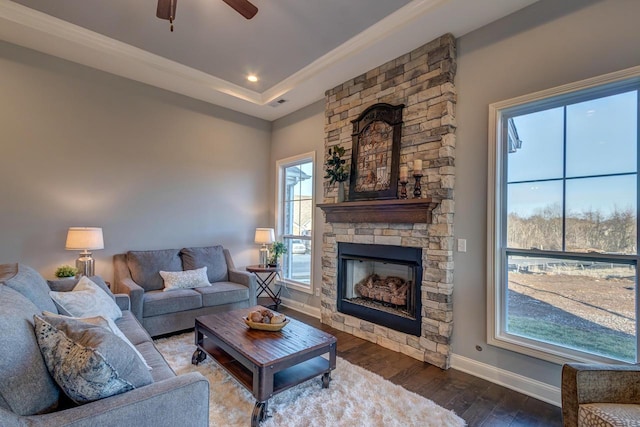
[
  {"x1": 259, "y1": 245, "x2": 270, "y2": 268},
  {"x1": 76, "y1": 251, "x2": 95, "y2": 277}
]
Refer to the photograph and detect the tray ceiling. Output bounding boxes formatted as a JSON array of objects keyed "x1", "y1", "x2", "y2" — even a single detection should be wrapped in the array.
[{"x1": 0, "y1": 0, "x2": 538, "y2": 120}]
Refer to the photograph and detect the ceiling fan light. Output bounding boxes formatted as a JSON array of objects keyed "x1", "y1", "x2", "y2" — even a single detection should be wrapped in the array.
[{"x1": 156, "y1": 0, "x2": 177, "y2": 21}]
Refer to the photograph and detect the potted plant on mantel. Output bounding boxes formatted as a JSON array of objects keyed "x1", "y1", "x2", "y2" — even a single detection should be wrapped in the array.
[
  {"x1": 324, "y1": 145, "x2": 349, "y2": 203},
  {"x1": 268, "y1": 241, "x2": 287, "y2": 267}
]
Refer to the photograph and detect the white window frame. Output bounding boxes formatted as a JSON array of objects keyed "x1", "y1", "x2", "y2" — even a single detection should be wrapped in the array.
[
  {"x1": 275, "y1": 151, "x2": 315, "y2": 294},
  {"x1": 487, "y1": 65, "x2": 640, "y2": 365}
]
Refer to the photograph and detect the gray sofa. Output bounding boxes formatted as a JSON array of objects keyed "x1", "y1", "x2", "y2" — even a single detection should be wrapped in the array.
[
  {"x1": 0, "y1": 263, "x2": 209, "y2": 427},
  {"x1": 113, "y1": 245, "x2": 257, "y2": 337}
]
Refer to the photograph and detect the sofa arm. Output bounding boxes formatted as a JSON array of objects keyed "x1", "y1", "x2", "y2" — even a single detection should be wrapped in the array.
[
  {"x1": 114, "y1": 293, "x2": 130, "y2": 311},
  {"x1": 229, "y1": 269, "x2": 257, "y2": 306},
  {"x1": 562, "y1": 363, "x2": 640, "y2": 427},
  {"x1": 116, "y1": 278, "x2": 144, "y2": 321},
  {"x1": 22, "y1": 372, "x2": 209, "y2": 427}
]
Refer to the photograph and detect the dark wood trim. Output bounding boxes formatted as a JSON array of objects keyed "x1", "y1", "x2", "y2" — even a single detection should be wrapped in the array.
[{"x1": 317, "y1": 198, "x2": 439, "y2": 224}]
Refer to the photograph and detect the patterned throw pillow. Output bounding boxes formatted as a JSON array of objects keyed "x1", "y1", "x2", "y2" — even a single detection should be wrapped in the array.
[
  {"x1": 33, "y1": 315, "x2": 153, "y2": 404},
  {"x1": 42, "y1": 311, "x2": 151, "y2": 370},
  {"x1": 49, "y1": 276, "x2": 122, "y2": 320},
  {"x1": 160, "y1": 266, "x2": 211, "y2": 292}
]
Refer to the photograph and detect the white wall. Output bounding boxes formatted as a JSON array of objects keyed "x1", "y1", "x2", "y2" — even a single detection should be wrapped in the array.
[
  {"x1": 454, "y1": 0, "x2": 640, "y2": 390},
  {"x1": 0, "y1": 41, "x2": 272, "y2": 281},
  {"x1": 270, "y1": 101, "x2": 325, "y2": 309}
]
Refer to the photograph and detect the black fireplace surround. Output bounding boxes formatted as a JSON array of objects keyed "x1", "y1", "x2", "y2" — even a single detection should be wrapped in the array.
[{"x1": 337, "y1": 243, "x2": 422, "y2": 336}]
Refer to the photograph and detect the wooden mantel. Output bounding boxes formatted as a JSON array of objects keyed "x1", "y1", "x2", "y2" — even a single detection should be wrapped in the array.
[{"x1": 317, "y1": 198, "x2": 440, "y2": 224}]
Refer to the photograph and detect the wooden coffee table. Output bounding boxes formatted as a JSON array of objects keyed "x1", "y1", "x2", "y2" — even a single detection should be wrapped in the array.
[{"x1": 191, "y1": 306, "x2": 337, "y2": 426}]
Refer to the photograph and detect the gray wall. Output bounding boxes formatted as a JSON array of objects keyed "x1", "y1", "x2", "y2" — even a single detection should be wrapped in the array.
[
  {"x1": 0, "y1": 41, "x2": 272, "y2": 281},
  {"x1": 268, "y1": 0, "x2": 640, "y2": 392},
  {"x1": 270, "y1": 100, "x2": 325, "y2": 308},
  {"x1": 454, "y1": 0, "x2": 640, "y2": 387}
]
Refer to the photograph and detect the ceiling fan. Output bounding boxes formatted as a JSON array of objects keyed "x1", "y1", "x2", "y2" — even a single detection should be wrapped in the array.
[{"x1": 157, "y1": 0, "x2": 258, "y2": 31}]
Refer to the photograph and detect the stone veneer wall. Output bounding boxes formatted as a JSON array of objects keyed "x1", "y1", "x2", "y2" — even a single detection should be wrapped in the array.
[{"x1": 321, "y1": 34, "x2": 457, "y2": 369}]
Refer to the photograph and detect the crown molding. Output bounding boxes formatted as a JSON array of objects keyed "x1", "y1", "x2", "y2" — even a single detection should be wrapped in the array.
[
  {"x1": 0, "y1": 0, "x2": 453, "y2": 118},
  {"x1": 0, "y1": 0, "x2": 538, "y2": 120}
]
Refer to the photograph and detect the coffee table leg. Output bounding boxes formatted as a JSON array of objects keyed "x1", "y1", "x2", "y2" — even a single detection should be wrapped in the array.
[
  {"x1": 191, "y1": 348, "x2": 207, "y2": 365},
  {"x1": 322, "y1": 372, "x2": 331, "y2": 388},
  {"x1": 251, "y1": 401, "x2": 268, "y2": 426}
]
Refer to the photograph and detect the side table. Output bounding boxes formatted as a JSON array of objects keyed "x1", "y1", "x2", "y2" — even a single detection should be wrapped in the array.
[{"x1": 246, "y1": 265, "x2": 282, "y2": 310}]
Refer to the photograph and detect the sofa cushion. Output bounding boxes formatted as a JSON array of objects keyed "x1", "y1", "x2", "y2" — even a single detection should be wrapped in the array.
[
  {"x1": 161, "y1": 267, "x2": 211, "y2": 292},
  {"x1": 47, "y1": 276, "x2": 114, "y2": 301},
  {"x1": 136, "y1": 341, "x2": 176, "y2": 382},
  {"x1": 115, "y1": 311, "x2": 153, "y2": 346},
  {"x1": 34, "y1": 315, "x2": 153, "y2": 404},
  {"x1": 49, "y1": 276, "x2": 122, "y2": 320},
  {"x1": 0, "y1": 286, "x2": 60, "y2": 416},
  {"x1": 1, "y1": 263, "x2": 58, "y2": 313},
  {"x1": 127, "y1": 249, "x2": 183, "y2": 291},
  {"x1": 579, "y1": 403, "x2": 640, "y2": 426},
  {"x1": 196, "y1": 282, "x2": 250, "y2": 307},
  {"x1": 143, "y1": 289, "x2": 202, "y2": 317},
  {"x1": 181, "y1": 246, "x2": 229, "y2": 283}
]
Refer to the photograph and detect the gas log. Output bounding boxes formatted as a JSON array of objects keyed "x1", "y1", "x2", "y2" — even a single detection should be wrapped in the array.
[{"x1": 354, "y1": 274, "x2": 409, "y2": 306}]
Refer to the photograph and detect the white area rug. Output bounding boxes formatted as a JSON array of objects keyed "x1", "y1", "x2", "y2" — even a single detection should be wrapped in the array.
[{"x1": 155, "y1": 332, "x2": 466, "y2": 427}]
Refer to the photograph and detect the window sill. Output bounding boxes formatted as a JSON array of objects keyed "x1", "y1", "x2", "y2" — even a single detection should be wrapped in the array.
[{"x1": 275, "y1": 279, "x2": 312, "y2": 294}]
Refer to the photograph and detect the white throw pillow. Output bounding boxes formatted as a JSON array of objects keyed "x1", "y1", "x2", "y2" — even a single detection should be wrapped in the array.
[
  {"x1": 49, "y1": 276, "x2": 122, "y2": 320},
  {"x1": 42, "y1": 311, "x2": 152, "y2": 370},
  {"x1": 160, "y1": 266, "x2": 211, "y2": 292}
]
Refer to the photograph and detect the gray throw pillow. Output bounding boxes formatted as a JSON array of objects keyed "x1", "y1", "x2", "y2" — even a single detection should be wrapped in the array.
[
  {"x1": 2, "y1": 263, "x2": 58, "y2": 313},
  {"x1": 181, "y1": 246, "x2": 229, "y2": 283},
  {"x1": 34, "y1": 315, "x2": 153, "y2": 404}
]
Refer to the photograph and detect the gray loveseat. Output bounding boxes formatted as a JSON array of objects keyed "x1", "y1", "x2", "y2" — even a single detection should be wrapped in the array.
[
  {"x1": 0, "y1": 263, "x2": 209, "y2": 427},
  {"x1": 113, "y1": 245, "x2": 257, "y2": 337}
]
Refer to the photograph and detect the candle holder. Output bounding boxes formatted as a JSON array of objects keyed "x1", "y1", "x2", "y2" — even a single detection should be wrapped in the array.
[
  {"x1": 399, "y1": 180, "x2": 408, "y2": 199},
  {"x1": 413, "y1": 174, "x2": 423, "y2": 198}
]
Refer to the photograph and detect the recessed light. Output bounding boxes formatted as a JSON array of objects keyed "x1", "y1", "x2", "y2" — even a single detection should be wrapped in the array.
[{"x1": 247, "y1": 75, "x2": 258, "y2": 82}]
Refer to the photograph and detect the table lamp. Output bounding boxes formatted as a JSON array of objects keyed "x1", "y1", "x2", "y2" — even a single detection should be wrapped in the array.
[
  {"x1": 254, "y1": 228, "x2": 274, "y2": 267},
  {"x1": 65, "y1": 227, "x2": 104, "y2": 277}
]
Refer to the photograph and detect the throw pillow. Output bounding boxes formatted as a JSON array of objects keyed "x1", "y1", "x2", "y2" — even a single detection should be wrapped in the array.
[
  {"x1": 160, "y1": 266, "x2": 211, "y2": 292},
  {"x1": 33, "y1": 315, "x2": 153, "y2": 404},
  {"x1": 2, "y1": 263, "x2": 58, "y2": 313},
  {"x1": 49, "y1": 276, "x2": 122, "y2": 320},
  {"x1": 47, "y1": 276, "x2": 114, "y2": 301},
  {"x1": 42, "y1": 311, "x2": 152, "y2": 370}
]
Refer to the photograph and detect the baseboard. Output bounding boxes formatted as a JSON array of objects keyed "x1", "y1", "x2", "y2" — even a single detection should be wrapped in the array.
[
  {"x1": 450, "y1": 353, "x2": 561, "y2": 407},
  {"x1": 279, "y1": 296, "x2": 321, "y2": 319}
]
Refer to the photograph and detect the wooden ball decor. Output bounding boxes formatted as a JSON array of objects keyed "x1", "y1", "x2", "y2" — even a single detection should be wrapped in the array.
[{"x1": 244, "y1": 308, "x2": 289, "y2": 331}]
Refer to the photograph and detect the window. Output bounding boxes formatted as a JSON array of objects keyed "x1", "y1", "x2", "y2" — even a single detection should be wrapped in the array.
[
  {"x1": 276, "y1": 153, "x2": 315, "y2": 291},
  {"x1": 488, "y1": 67, "x2": 640, "y2": 364}
]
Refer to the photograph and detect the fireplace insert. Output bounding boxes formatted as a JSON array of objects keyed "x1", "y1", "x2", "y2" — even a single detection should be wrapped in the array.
[{"x1": 337, "y1": 243, "x2": 422, "y2": 336}]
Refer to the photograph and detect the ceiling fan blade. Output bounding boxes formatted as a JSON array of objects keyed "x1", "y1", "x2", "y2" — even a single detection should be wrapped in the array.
[
  {"x1": 156, "y1": 0, "x2": 177, "y2": 20},
  {"x1": 221, "y1": 0, "x2": 258, "y2": 19}
]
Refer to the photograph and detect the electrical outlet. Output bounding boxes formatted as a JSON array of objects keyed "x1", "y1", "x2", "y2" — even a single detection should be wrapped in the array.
[
  {"x1": 457, "y1": 238, "x2": 467, "y2": 252},
  {"x1": 315, "y1": 288, "x2": 320, "y2": 297}
]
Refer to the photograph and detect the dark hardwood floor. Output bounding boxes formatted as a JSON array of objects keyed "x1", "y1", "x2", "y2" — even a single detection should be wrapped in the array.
[{"x1": 280, "y1": 307, "x2": 562, "y2": 427}]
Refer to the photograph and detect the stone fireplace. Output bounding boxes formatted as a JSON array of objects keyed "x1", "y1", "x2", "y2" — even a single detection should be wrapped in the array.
[
  {"x1": 319, "y1": 34, "x2": 456, "y2": 369},
  {"x1": 337, "y1": 242, "x2": 422, "y2": 336}
]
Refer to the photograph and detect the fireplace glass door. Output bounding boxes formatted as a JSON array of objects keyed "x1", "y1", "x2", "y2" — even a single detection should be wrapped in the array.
[{"x1": 337, "y1": 243, "x2": 422, "y2": 336}]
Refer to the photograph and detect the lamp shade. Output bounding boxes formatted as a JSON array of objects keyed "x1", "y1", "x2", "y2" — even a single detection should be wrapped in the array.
[
  {"x1": 254, "y1": 228, "x2": 275, "y2": 245},
  {"x1": 65, "y1": 227, "x2": 104, "y2": 250}
]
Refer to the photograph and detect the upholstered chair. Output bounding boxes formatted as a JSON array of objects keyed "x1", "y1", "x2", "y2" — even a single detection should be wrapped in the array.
[{"x1": 562, "y1": 363, "x2": 640, "y2": 426}]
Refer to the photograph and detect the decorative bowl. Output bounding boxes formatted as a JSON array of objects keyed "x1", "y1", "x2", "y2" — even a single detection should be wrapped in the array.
[{"x1": 243, "y1": 317, "x2": 290, "y2": 331}]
